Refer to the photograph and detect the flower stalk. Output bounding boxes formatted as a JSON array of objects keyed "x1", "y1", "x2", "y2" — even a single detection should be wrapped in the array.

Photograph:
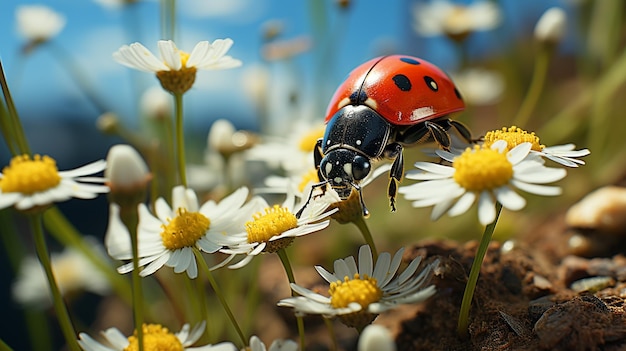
[
  {"x1": 457, "y1": 202, "x2": 503, "y2": 337},
  {"x1": 29, "y1": 214, "x2": 81, "y2": 351}
]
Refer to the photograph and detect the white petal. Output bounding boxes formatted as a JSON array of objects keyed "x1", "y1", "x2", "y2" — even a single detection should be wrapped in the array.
[
  {"x1": 494, "y1": 186, "x2": 526, "y2": 211},
  {"x1": 510, "y1": 179, "x2": 562, "y2": 196},
  {"x1": 410, "y1": 162, "x2": 455, "y2": 176},
  {"x1": 514, "y1": 166, "x2": 566, "y2": 184},
  {"x1": 358, "y1": 245, "x2": 373, "y2": 277},
  {"x1": 158, "y1": 40, "x2": 182, "y2": 70},
  {"x1": 506, "y1": 142, "x2": 532, "y2": 165},
  {"x1": 447, "y1": 191, "x2": 476, "y2": 217},
  {"x1": 477, "y1": 191, "x2": 496, "y2": 225},
  {"x1": 58, "y1": 159, "x2": 106, "y2": 178},
  {"x1": 105, "y1": 204, "x2": 133, "y2": 259}
]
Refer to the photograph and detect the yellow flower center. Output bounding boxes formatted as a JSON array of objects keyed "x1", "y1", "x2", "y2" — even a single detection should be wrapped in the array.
[
  {"x1": 0, "y1": 154, "x2": 61, "y2": 194},
  {"x1": 329, "y1": 273, "x2": 383, "y2": 309},
  {"x1": 483, "y1": 126, "x2": 544, "y2": 151},
  {"x1": 298, "y1": 168, "x2": 320, "y2": 193},
  {"x1": 298, "y1": 125, "x2": 326, "y2": 152},
  {"x1": 160, "y1": 208, "x2": 210, "y2": 250},
  {"x1": 124, "y1": 324, "x2": 183, "y2": 351},
  {"x1": 246, "y1": 205, "x2": 298, "y2": 244},
  {"x1": 156, "y1": 51, "x2": 196, "y2": 95},
  {"x1": 179, "y1": 51, "x2": 191, "y2": 68},
  {"x1": 453, "y1": 146, "x2": 513, "y2": 192}
]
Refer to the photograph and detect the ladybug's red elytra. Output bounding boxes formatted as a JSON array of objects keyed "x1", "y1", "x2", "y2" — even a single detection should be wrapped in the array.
[{"x1": 312, "y1": 55, "x2": 472, "y2": 215}]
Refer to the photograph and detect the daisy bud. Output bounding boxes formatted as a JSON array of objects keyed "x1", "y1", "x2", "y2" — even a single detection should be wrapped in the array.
[
  {"x1": 96, "y1": 112, "x2": 121, "y2": 135},
  {"x1": 208, "y1": 119, "x2": 257, "y2": 158},
  {"x1": 16, "y1": 5, "x2": 65, "y2": 51},
  {"x1": 534, "y1": 7, "x2": 567, "y2": 45},
  {"x1": 105, "y1": 144, "x2": 151, "y2": 207},
  {"x1": 358, "y1": 325, "x2": 396, "y2": 351}
]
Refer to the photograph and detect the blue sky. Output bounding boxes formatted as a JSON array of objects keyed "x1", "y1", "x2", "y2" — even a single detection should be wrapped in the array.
[{"x1": 0, "y1": 0, "x2": 573, "y2": 160}]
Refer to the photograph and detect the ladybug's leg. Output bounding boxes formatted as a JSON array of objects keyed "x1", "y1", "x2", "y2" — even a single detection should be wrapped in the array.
[
  {"x1": 447, "y1": 120, "x2": 477, "y2": 143},
  {"x1": 425, "y1": 121, "x2": 451, "y2": 150},
  {"x1": 396, "y1": 124, "x2": 430, "y2": 145},
  {"x1": 313, "y1": 138, "x2": 324, "y2": 181},
  {"x1": 383, "y1": 142, "x2": 404, "y2": 212}
]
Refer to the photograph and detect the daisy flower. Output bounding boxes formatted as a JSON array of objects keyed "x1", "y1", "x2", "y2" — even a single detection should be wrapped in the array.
[
  {"x1": 12, "y1": 237, "x2": 110, "y2": 307},
  {"x1": 106, "y1": 186, "x2": 255, "y2": 279},
  {"x1": 451, "y1": 68, "x2": 505, "y2": 106},
  {"x1": 16, "y1": 5, "x2": 65, "y2": 44},
  {"x1": 246, "y1": 121, "x2": 326, "y2": 176},
  {"x1": 77, "y1": 322, "x2": 237, "y2": 351},
  {"x1": 113, "y1": 39, "x2": 242, "y2": 94},
  {"x1": 0, "y1": 154, "x2": 108, "y2": 211},
  {"x1": 358, "y1": 325, "x2": 395, "y2": 351},
  {"x1": 246, "y1": 335, "x2": 298, "y2": 351},
  {"x1": 482, "y1": 126, "x2": 590, "y2": 167},
  {"x1": 412, "y1": 0, "x2": 501, "y2": 41},
  {"x1": 399, "y1": 140, "x2": 567, "y2": 225},
  {"x1": 278, "y1": 245, "x2": 438, "y2": 330},
  {"x1": 215, "y1": 191, "x2": 337, "y2": 270}
]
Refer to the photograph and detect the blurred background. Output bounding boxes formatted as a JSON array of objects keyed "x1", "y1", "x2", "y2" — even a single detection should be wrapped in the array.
[{"x1": 1, "y1": 0, "x2": 623, "y2": 349}]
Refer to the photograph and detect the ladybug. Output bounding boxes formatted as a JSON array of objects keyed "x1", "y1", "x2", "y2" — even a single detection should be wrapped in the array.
[{"x1": 313, "y1": 55, "x2": 471, "y2": 215}]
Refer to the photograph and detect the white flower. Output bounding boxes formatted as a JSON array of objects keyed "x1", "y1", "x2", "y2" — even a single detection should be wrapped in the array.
[
  {"x1": 0, "y1": 154, "x2": 108, "y2": 211},
  {"x1": 16, "y1": 5, "x2": 65, "y2": 42},
  {"x1": 278, "y1": 245, "x2": 438, "y2": 330},
  {"x1": 399, "y1": 140, "x2": 567, "y2": 225},
  {"x1": 451, "y1": 68, "x2": 505, "y2": 106},
  {"x1": 106, "y1": 186, "x2": 255, "y2": 278},
  {"x1": 246, "y1": 121, "x2": 326, "y2": 176},
  {"x1": 12, "y1": 238, "x2": 110, "y2": 308},
  {"x1": 215, "y1": 191, "x2": 337, "y2": 269},
  {"x1": 358, "y1": 325, "x2": 396, "y2": 351},
  {"x1": 77, "y1": 322, "x2": 237, "y2": 351},
  {"x1": 247, "y1": 336, "x2": 298, "y2": 351},
  {"x1": 412, "y1": 0, "x2": 501, "y2": 39},
  {"x1": 534, "y1": 7, "x2": 567, "y2": 43},
  {"x1": 113, "y1": 39, "x2": 242, "y2": 94},
  {"x1": 113, "y1": 39, "x2": 241, "y2": 73},
  {"x1": 482, "y1": 126, "x2": 590, "y2": 167}
]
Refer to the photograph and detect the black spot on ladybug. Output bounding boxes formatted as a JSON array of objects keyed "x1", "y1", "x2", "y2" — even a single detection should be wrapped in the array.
[
  {"x1": 454, "y1": 87, "x2": 463, "y2": 100},
  {"x1": 392, "y1": 74, "x2": 412, "y2": 92},
  {"x1": 424, "y1": 76, "x2": 438, "y2": 92},
  {"x1": 349, "y1": 90, "x2": 368, "y2": 104},
  {"x1": 400, "y1": 57, "x2": 420, "y2": 65}
]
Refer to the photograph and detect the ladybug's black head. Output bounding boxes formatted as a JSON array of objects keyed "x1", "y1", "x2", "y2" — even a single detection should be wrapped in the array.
[{"x1": 319, "y1": 148, "x2": 371, "y2": 199}]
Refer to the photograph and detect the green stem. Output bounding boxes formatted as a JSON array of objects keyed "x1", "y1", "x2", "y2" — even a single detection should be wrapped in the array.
[
  {"x1": 352, "y1": 215, "x2": 378, "y2": 261},
  {"x1": 193, "y1": 249, "x2": 247, "y2": 347},
  {"x1": 457, "y1": 202, "x2": 503, "y2": 338},
  {"x1": 194, "y1": 274, "x2": 212, "y2": 342},
  {"x1": 0, "y1": 59, "x2": 30, "y2": 155},
  {"x1": 277, "y1": 248, "x2": 306, "y2": 351},
  {"x1": 29, "y1": 214, "x2": 81, "y2": 351},
  {"x1": 119, "y1": 206, "x2": 144, "y2": 351},
  {"x1": 0, "y1": 101, "x2": 18, "y2": 155},
  {"x1": 174, "y1": 92, "x2": 187, "y2": 187},
  {"x1": 513, "y1": 46, "x2": 551, "y2": 127}
]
